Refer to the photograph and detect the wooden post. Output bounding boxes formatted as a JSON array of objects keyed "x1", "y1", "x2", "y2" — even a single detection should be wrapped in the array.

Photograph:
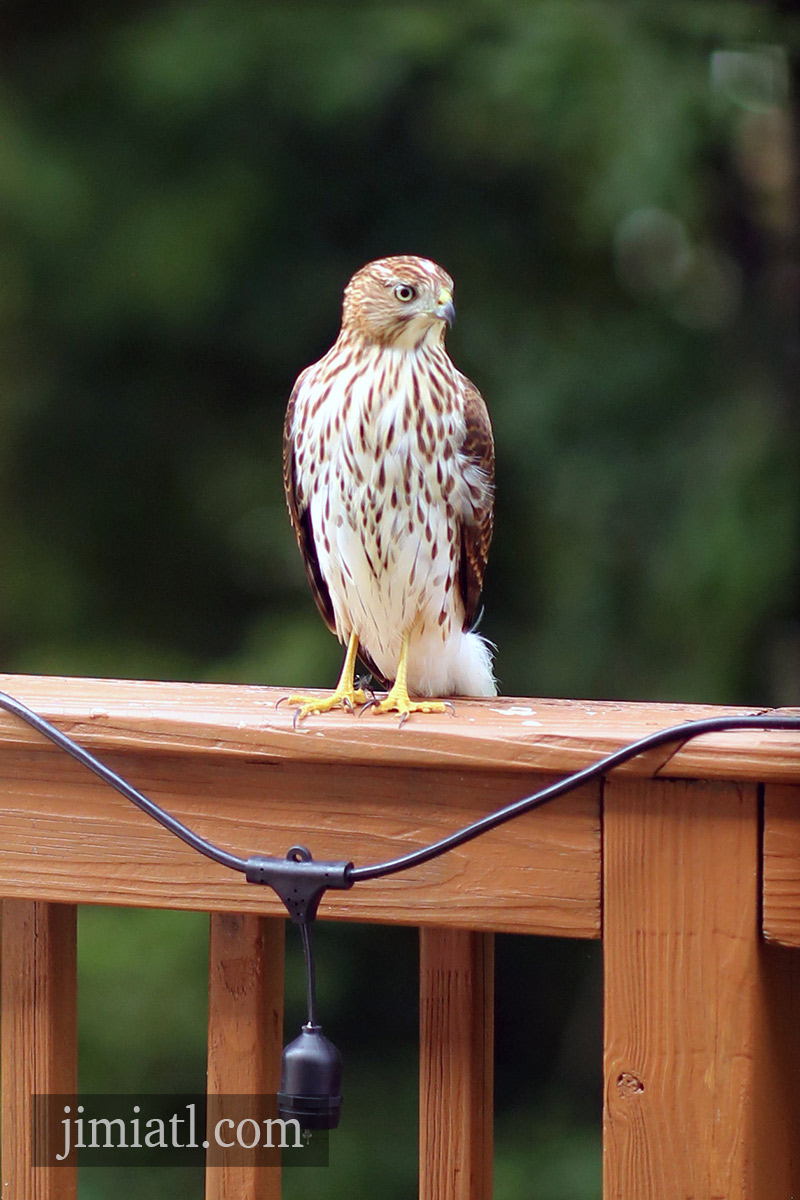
[
  {"x1": 419, "y1": 928, "x2": 493, "y2": 1200},
  {"x1": 205, "y1": 913, "x2": 285, "y2": 1200},
  {"x1": 1, "y1": 899, "x2": 77, "y2": 1200},
  {"x1": 603, "y1": 777, "x2": 800, "y2": 1198},
  {"x1": 762, "y1": 782, "x2": 800, "y2": 947}
]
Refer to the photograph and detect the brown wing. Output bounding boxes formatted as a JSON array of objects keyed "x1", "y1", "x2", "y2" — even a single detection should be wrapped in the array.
[
  {"x1": 283, "y1": 374, "x2": 336, "y2": 635},
  {"x1": 457, "y1": 374, "x2": 495, "y2": 631}
]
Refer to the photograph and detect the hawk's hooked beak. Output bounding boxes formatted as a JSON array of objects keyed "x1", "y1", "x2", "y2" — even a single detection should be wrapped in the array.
[{"x1": 434, "y1": 288, "x2": 456, "y2": 327}]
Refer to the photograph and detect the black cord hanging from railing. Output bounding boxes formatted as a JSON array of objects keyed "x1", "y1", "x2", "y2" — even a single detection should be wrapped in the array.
[
  {"x1": 0, "y1": 686, "x2": 798, "y2": 1130},
  {"x1": 1, "y1": 688, "x2": 798, "y2": 891}
]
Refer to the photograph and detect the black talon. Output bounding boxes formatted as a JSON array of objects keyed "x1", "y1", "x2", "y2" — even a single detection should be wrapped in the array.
[
  {"x1": 276, "y1": 695, "x2": 289, "y2": 710},
  {"x1": 443, "y1": 701, "x2": 456, "y2": 717},
  {"x1": 342, "y1": 696, "x2": 354, "y2": 714},
  {"x1": 358, "y1": 697, "x2": 380, "y2": 717},
  {"x1": 354, "y1": 675, "x2": 375, "y2": 702},
  {"x1": 398, "y1": 711, "x2": 410, "y2": 729},
  {"x1": 292, "y1": 707, "x2": 304, "y2": 731}
]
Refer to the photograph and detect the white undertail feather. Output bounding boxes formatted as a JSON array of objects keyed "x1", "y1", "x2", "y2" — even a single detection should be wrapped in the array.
[{"x1": 407, "y1": 628, "x2": 497, "y2": 698}]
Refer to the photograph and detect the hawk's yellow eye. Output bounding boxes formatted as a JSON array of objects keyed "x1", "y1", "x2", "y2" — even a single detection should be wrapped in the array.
[{"x1": 393, "y1": 283, "x2": 416, "y2": 302}]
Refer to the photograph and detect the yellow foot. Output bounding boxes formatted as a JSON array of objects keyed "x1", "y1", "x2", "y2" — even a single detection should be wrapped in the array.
[
  {"x1": 363, "y1": 685, "x2": 453, "y2": 727},
  {"x1": 280, "y1": 687, "x2": 369, "y2": 728},
  {"x1": 359, "y1": 630, "x2": 456, "y2": 725}
]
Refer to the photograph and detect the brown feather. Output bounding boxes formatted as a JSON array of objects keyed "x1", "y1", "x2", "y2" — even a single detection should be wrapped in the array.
[
  {"x1": 457, "y1": 373, "x2": 495, "y2": 630},
  {"x1": 283, "y1": 375, "x2": 336, "y2": 634},
  {"x1": 355, "y1": 645, "x2": 391, "y2": 690}
]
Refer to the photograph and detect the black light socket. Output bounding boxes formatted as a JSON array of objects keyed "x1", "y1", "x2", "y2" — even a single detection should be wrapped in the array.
[{"x1": 278, "y1": 1022, "x2": 343, "y2": 1130}]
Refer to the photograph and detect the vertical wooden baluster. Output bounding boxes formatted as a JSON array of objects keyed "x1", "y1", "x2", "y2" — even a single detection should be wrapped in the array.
[
  {"x1": 420, "y1": 928, "x2": 494, "y2": 1200},
  {"x1": 206, "y1": 913, "x2": 285, "y2": 1200},
  {"x1": 1, "y1": 899, "x2": 78, "y2": 1200},
  {"x1": 604, "y1": 777, "x2": 800, "y2": 1199},
  {"x1": 763, "y1": 781, "x2": 800, "y2": 946}
]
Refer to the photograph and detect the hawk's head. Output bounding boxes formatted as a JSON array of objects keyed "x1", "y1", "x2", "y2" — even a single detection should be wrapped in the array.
[{"x1": 341, "y1": 255, "x2": 455, "y2": 350}]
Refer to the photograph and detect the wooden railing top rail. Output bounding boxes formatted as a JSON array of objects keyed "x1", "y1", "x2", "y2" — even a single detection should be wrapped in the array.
[
  {"x1": 0, "y1": 672, "x2": 799, "y2": 940},
  {"x1": 1, "y1": 672, "x2": 799, "y2": 783}
]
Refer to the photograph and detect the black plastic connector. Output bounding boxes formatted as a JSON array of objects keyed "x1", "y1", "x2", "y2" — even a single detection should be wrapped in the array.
[
  {"x1": 246, "y1": 846, "x2": 350, "y2": 1129},
  {"x1": 244, "y1": 845, "x2": 354, "y2": 923}
]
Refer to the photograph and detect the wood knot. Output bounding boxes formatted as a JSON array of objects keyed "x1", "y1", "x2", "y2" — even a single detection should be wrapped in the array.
[{"x1": 616, "y1": 1072, "x2": 645, "y2": 1097}]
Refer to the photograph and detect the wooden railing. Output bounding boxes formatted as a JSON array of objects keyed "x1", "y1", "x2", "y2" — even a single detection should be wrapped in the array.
[{"x1": 0, "y1": 674, "x2": 799, "y2": 1198}]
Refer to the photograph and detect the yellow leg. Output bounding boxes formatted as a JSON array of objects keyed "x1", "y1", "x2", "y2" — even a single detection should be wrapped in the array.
[
  {"x1": 285, "y1": 632, "x2": 368, "y2": 723},
  {"x1": 369, "y1": 632, "x2": 449, "y2": 722}
]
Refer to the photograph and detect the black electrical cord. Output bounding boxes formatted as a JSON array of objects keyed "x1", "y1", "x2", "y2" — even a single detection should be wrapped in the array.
[
  {"x1": 351, "y1": 712, "x2": 800, "y2": 881},
  {"x1": 7, "y1": 686, "x2": 793, "y2": 1137},
  {"x1": 300, "y1": 922, "x2": 318, "y2": 1026},
  {"x1": 0, "y1": 689, "x2": 798, "y2": 888},
  {"x1": 0, "y1": 689, "x2": 248, "y2": 876}
]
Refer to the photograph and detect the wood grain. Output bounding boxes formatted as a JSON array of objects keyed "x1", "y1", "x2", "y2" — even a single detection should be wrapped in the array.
[
  {"x1": 603, "y1": 778, "x2": 800, "y2": 1198},
  {"x1": 206, "y1": 914, "x2": 284, "y2": 1199},
  {"x1": 1, "y1": 900, "x2": 77, "y2": 1200},
  {"x1": 0, "y1": 673, "x2": 798, "y2": 783},
  {"x1": 0, "y1": 749, "x2": 600, "y2": 938},
  {"x1": 763, "y1": 783, "x2": 800, "y2": 947},
  {"x1": 419, "y1": 928, "x2": 493, "y2": 1200}
]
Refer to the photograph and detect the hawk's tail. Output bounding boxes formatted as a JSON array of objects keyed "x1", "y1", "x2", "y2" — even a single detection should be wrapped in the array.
[
  {"x1": 455, "y1": 629, "x2": 497, "y2": 698},
  {"x1": 372, "y1": 626, "x2": 497, "y2": 699}
]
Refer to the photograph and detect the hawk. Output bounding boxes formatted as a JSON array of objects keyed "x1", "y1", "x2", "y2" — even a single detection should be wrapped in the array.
[{"x1": 283, "y1": 254, "x2": 495, "y2": 721}]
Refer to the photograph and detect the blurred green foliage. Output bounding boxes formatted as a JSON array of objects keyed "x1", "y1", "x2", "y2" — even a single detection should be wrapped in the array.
[{"x1": 2, "y1": 2, "x2": 799, "y2": 1196}]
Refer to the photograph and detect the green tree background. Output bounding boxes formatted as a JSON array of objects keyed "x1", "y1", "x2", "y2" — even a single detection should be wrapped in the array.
[{"x1": 1, "y1": 2, "x2": 798, "y2": 1197}]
